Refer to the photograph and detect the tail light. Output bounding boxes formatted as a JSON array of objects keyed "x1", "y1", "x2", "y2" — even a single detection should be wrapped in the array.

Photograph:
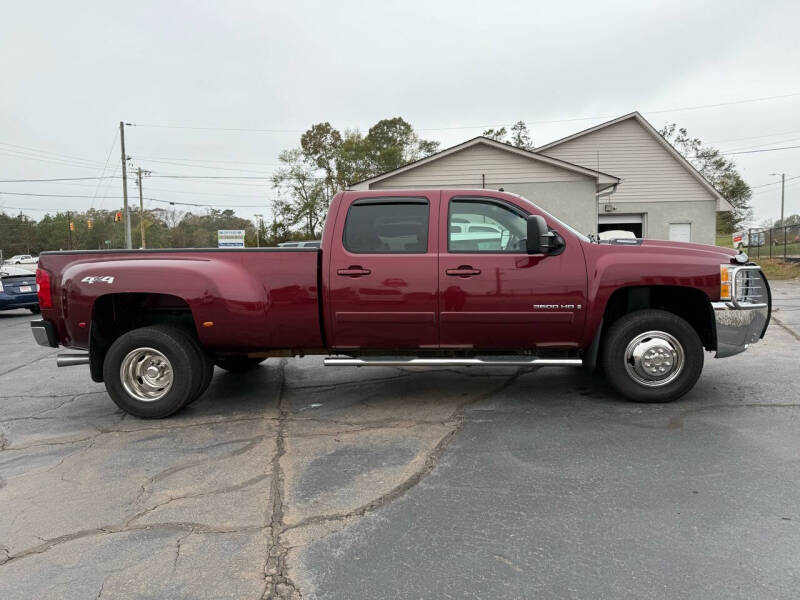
[{"x1": 36, "y1": 268, "x2": 53, "y2": 309}]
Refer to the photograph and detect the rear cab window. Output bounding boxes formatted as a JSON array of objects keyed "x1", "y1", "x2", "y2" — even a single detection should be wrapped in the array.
[{"x1": 343, "y1": 198, "x2": 429, "y2": 254}]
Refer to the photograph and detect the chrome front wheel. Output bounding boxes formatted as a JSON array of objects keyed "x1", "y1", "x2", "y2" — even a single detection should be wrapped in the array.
[
  {"x1": 602, "y1": 309, "x2": 704, "y2": 403},
  {"x1": 623, "y1": 331, "x2": 685, "y2": 387}
]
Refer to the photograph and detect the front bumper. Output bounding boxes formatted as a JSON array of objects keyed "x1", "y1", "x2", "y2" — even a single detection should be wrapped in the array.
[
  {"x1": 713, "y1": 303, "x2": 770, "y2": 357},
  {"x1": 712, "y1": 266, "x2": 771, "y2": 358}
]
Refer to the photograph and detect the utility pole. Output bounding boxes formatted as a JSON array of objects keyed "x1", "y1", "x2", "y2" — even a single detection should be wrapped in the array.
[
  {"x1": 135, "y1": 167, "x2": 150, "y2": 248},
  {"x1": 67, "y1": 211, "x2": 72, "y2": 250},
  {"x1": 770, "y1": 172, "x2": 786, "y2": 225},
  {"x1": 119, "y1": 121, "x2": 132, "y2": 249},
  {"x1": 254, "y1": 213, "x2": 263, "y2": 247}
]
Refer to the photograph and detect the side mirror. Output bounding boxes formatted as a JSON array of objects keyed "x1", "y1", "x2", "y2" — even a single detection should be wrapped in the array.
[{"x1": 526, "y1": 215, "x2": 549, "y2": 254}]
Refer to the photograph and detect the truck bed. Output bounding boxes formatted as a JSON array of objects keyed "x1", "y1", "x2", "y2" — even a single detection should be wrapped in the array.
[{"x1": 37, "y1": 248, "x2": 323, "y2": 351}]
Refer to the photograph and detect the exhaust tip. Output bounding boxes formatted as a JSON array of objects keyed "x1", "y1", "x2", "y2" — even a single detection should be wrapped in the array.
[{"x1": 56, "y1": 352, "x2": 90, "y2": 367}]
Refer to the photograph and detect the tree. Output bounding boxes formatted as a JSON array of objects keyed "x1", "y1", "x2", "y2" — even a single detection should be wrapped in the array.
[
  {"x1": 509, "y1": 120, "x2": 534, "y2": 150},
  {"x1": 482, "y1": 127, "x2": 507, "y2": 143},
  {"x1": 660, "y1": 123, "x2": 752, "y2": 233},
  {"x1": 274, "y1": 117, "x2": 440, "y2": 237},
  {"x1": 271, "y1": 149, "x2": 328, "y2": 238},
  {"x1": 483, "y1": 121, "x2": 534, "y2": 150}
]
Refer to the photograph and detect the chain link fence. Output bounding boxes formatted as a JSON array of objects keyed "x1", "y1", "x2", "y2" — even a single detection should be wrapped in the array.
[{"x1": 744, "y1": 226, "x2": 800, "y2": 259}]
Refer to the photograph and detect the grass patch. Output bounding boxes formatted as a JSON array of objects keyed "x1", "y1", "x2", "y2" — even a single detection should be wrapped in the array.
[
  {"x1": 750, "y1": 258, "x2": 800, "y2": 280},
  {"x1": 716, "y1": 233, "x2": 734, "y2": 248}
]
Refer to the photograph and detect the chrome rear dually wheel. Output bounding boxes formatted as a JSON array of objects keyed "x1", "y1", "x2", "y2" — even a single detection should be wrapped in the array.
[{"x1": 103, "y1": 325, "x2": 204, "y2": 418}]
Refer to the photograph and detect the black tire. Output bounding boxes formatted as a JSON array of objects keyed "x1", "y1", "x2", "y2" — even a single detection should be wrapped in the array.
[
  {"x1": 601, "y1": 309, "x2": 704, "y2": 403},
  {"x1": 181, "y1": 332, "x2": 214, "y2": 404},
  {"x1": 103, "y1": 325, "x2": 203, "y2": 418},
  {"x1": 28, "y1": 306, "x2": 41, "y2": 314},
  {"x1": 214, "y1": 356, "x2": 266, "y2": 373}
]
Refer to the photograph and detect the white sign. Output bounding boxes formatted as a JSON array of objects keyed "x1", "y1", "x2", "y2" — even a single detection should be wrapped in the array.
[{"x1": 217, "y1": 229, "x2": 246, "y2": 248}]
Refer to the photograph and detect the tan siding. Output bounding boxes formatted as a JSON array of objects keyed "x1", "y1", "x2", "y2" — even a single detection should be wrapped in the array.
[
  {"x1": 370, "y1": 143, "x2": 590, "y2": 189},
  {"x1": 540, "y1": 118, "x2": 712, "y2": 204}
]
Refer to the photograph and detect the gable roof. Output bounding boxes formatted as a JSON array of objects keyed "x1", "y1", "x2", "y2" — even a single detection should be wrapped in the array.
[
  {"x1": 349, "y1": 136, "x2": 620, "y2": 190},
  {"x1": 536, "y1": 111, "x2": 734, "y2": 211}
]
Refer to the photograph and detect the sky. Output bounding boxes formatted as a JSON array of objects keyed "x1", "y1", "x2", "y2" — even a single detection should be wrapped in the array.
[{"x1": 1, "y1": 0, "x2": 799, "y2": 229}]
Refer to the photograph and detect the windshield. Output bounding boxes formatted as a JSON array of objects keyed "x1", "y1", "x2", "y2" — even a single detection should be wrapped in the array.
[{"x1": 514, "y1": 194, "x2": 592, "y2": 243}]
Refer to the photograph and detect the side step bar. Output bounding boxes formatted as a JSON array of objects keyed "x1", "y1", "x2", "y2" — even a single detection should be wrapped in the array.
[
  {"x1": 56, "y1": 352, "x2": 90, "y2": 367},
  {"x1": 323, "y1": 357, "x2": 583, "y2": 367}
]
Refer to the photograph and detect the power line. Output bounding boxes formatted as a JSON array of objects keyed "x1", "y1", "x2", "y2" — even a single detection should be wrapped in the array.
[
  {"x1": 751, "y1": 175, "x2": 800, "y2": 189},
  {"x1": 125, "y1": 91, "x2": 800, "y2": 134},
  {"x1": 0, "y1": 176, "x2": 120, "y2": 183},
  {"x1": 135, "y1": 155, "x2": 283, "y2": 167},
  {"x1": 0, "y1": 140, "x2": 105, "y2": 165},
  {"x1": 131, "y1": 123, "x2": 303, "y2": 133},
  {"x1": 91, "y1": 128, "x2": 120, "y2": 209},
  {"x1": 708, "y1": 128, "x2": 800, "y2": 146},
  {"x1": 723, "y1": 144, "x2": 800, "y2": 156},
  {"x1": 132, "y1": 156, "x2": 275, "y2": 175},
  {"x1": 0, "y1": 190, "x2": 275, "y2": 209}
]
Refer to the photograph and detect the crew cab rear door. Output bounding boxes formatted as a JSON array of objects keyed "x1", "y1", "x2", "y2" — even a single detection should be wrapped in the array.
[
  {"x1": 327, "y1": 192, "x2": 440, "y2": 349},
  {"x1": 437, "y1": 192, "x2": 587, "y2": 350}
]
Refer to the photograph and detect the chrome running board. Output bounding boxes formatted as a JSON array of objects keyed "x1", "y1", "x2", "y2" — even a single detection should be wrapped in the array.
[{"x1": 323, "y1": 356, "x2": 582, "y2": 367}]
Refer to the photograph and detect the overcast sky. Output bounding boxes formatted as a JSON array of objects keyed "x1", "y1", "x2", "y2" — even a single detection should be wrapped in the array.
[{"x1": 1, "y1": 0, "x2": 799, "y2": 228}]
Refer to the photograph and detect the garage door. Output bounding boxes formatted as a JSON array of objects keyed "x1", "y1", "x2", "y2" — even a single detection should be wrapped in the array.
[
  {"x1": 598, "y1": 214, "x2": 644, "y2": 238},
  {"x1": 669, "y1": 223, "x2": 692, "y2": 242}
]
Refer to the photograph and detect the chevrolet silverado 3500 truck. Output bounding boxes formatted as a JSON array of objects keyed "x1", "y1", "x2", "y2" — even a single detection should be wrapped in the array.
[{"x1": 31, "y1": 189, "x2": 770, "y2": 418}]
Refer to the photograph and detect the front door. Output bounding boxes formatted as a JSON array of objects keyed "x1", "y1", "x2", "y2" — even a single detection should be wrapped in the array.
[
  {"x1": 328, "y1": 193, "x2": 440, "y2": 349},
  {"x1": 438, "y1": 193, "x2": 587, "y2": 350}
]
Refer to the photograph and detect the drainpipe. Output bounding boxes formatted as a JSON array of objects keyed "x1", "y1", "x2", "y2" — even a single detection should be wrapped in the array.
[{"x1": 595, "y1": 182, "x2": 619, "y2": 239}]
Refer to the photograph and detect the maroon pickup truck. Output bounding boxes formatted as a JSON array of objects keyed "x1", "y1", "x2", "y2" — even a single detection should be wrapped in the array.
[{"x1": 31, "y1": 189, "x2": 770, "y2": 418}]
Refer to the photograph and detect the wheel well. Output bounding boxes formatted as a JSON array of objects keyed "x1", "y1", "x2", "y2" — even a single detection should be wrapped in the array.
[
  {"x1": 89, "y1": 293, "x2": 198, "y2": 382},
  {"x1": 600, "y1": 286, "x2": 716, "y2": 351}
]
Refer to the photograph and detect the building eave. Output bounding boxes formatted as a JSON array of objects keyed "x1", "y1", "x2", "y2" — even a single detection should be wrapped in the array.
[
  {"x1": 536, "y1": 111, "x2": 729, "y2": 206},
  {"x1": 348, "y1": 136, "x2": 620, "y2": 190}
]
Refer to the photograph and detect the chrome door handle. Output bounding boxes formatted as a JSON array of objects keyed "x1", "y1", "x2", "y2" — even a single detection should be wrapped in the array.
[
  {"x1": 337, "y1": 266, "x2": 371, "y2": 277},
  {"x1": 446, "y1": 266, "x2": 481, "y2": 277}
]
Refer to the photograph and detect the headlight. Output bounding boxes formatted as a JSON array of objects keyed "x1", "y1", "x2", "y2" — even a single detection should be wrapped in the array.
[
  {"x1": 720, "y1": 264, "x2": 733, "y2": 300},
  {"x1": 720, "y1": 264, "x2": 767, "y2": 307}
]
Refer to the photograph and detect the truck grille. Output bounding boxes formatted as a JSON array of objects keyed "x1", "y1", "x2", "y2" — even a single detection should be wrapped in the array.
[{"x1": 735, "y1": 268, "x2": 767, "y2": 307}]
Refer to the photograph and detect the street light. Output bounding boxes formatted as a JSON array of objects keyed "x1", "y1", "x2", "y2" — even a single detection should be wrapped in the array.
[
  {"x1": 254, "y1": 213, "x2": 264, "y2": 247},
  {"x1": 769, "y1": 173, "x2": 785, "y2": 225}
]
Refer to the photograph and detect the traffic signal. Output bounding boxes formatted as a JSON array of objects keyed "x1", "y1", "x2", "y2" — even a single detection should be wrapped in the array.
[
  {"x1": 114, "y1": 211, "x2": 122, "y2": 222},
  {"x1": 87, "y1": 218, "x2": 94, "y2": 230},
  {"x1": 69, "y1": 222, "x2": 75, "y2": 232}
]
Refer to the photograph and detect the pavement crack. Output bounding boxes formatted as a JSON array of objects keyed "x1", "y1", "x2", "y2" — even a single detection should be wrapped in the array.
[
  {"x1": 1, "y1": 522, "x2": 267, "y2": 567},
  {"x1": 0, "y1": 349, "x2": 61, "y2": 378},
  {"x1": 172, "y1": 529, "x2": 193, "y2": 574},
  {"x1": 772, "y1": 313, "x2": 800, "y2": 342},
  {"x1": 263, "y1": 359, "x2": 302, "y2": 599},
  {"x1": 285, "y1": 370, "x2": 523, "y2": 533},
  {"x1": 128, "y1": 474, "x2": 270, "y2": 525}
]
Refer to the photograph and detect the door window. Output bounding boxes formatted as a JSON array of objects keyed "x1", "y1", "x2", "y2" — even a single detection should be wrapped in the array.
[
  {"x1": 343, "y1": 200, "x2": 429, "y2": 253},
  {"x1": 448, "y1": 199, "x2": 527, "y2": 252}
]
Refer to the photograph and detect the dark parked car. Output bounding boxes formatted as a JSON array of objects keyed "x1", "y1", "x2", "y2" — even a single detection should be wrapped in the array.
[{"x1": 0, "y1": 265, "x2": 39, "y2": 313}]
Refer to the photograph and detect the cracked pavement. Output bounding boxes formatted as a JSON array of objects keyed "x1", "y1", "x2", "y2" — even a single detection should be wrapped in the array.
[{"x1": 1, "y1": 280, "x2": 799, "y2": 599}]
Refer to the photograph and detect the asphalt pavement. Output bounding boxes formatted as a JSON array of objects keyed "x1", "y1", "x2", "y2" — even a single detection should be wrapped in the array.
[{"x1": 0, "y1": 281, "x2": 799, "y2": 599}]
